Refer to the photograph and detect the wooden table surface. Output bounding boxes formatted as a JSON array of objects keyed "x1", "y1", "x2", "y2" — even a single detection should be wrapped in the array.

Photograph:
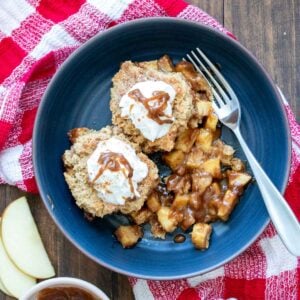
[{"x1": 0, "y1": 1, "x2": 299, "y2": 299}]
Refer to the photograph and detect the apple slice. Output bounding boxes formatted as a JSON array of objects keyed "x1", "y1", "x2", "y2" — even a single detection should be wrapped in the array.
[
  {"x1": 0, "y1": 278, "x2": 12, "y2": 297},
  {"x1": 0, "y1": 218, "x2": 14, "y2": 297},
  {"x1": 0, "y1": 234, "x2": 36, "y2": 298},
  {"x1": 1, "y1": 197, "x2": 55, "y2": 279}
]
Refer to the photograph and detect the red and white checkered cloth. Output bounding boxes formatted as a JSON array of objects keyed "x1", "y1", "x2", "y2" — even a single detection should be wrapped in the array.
[{"x1": 0, "y1": 0, "x2": 299, "y2": 299}]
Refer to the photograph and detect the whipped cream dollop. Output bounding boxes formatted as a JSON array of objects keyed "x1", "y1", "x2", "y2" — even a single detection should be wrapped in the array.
[
  {"x1": 119, "y1": 81, "x2": 176, "y2": 142},
  {"x1": 87, "y1": 137, "x2": 148, "y2": 205}
]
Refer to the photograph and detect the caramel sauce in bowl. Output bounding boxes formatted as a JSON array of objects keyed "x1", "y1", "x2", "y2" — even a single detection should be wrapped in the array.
[
  {"x1": 20, "y1": 278, "x2": 109, "y2": 300},
  {"x1": 37, "y1": 287, "x2": 96, "y2": 300}
]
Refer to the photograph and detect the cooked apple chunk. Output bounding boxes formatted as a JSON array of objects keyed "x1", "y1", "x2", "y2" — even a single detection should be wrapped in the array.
[
  {"x1": 166, "y1": 174, "x2": 191, "y2": 194},
  {"x1": 157, "y1": 207, "x2": 178, "y2": 233},
  {"x1": 221, "y1": 149, "x2": 235, "y2": 166},
  {"x1": 195, "y1": 100, "x2": 212, "y2": 118},
  {"x1": 200, "y1": 158, "x2": 221, "y2": 178},
  {"x1": 227, "y1": 171, "x2": 252, "y2": 188},
  {"x1": 204, "y1": 113, "x2": 218, "y2": 131},
  {"x1": 115, "y1": 225, "x2": 143, "y2": 248},
  {"x1": 205, "y1": 182, "x2": 222, "y2": 198},
  {"x1": 146, "y1": 192, "x2": 161, "y2": 213},
  {"x1": 191, "y1": 172, "x2": 212, "y2": 194},
  {"x1": 230, "y1": 158, "x2": 245, "y2": 172},
  {"x1": 175, "y1": 61, "x2": 208, "y2": 91},
  {"x1": 172, "y1": 194, "x2": 190, "y2": 209},
  {"x1": 191, "y1": 223, "x2": 212, "y2": 250},
  {"x1": 150, "y1": 216, "x2": 166, "y2": 239},
  {"x1": 163, "y1": 150, "x2": 185, "y2": 171},
  {"x1": 175, "y1": 128, "x2": 199, "y2": 153},
  {"x1": 195, "y1": 128, "x2": 213, "y2": 152},
  {"x1": 186, "y1": 148, "x2": 204, "y2": 169},
  {"x1": 181, "y1": 209, "x2": 196, "y2": 231},
  {"x1": 218, "y1": 190, "x2": 239, "y2": 221},
  {"x1": 158, "y1": 55, "x2": 174, "y2": 72}
]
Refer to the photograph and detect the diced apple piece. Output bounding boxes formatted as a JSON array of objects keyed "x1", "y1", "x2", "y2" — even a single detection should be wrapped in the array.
[
  {"x1": 195, "y1": 100, "x2": 212, "y2": 118},
  {"x1": 191, "y1": 223, "x2": 212, "y2": 250},
  {"x1": 191, "y1": 172, "x2": 213, "y2": 194},
  {"x1": 203, "y1": 182, "x2": 221, "y2": 200},
  {"x1": 157, "y1": 207, "x2": 178, "y2": 233},
  {"x1": 205, "y1": 113, "x2": 218, "y2": 132},
  {"x1": 0, "y1": 234, "x2": 36, "y2": 298},
  {"x1": 115, "y1": 225, "x2": 143, "y2": 248},
  {"x1": 146, "y1": 192, "x2": 161, "y2": 213},
  {"x1": 1, "y1": 197, "x2": 55, "y2": 279},
  {"x1": 230, "y1": 158, "x2": 245, "y2": 172},
  {"x1": 227, "y1": 171, "x2": 252, "y2": 188},
  {"x1": 195, "y1": 128, "x2": 213, "y2": 152},
  {"x1": 175, "y1": 128, "x2": 199, "y2": 153},
  {"x1": 188, "y1": 192, "x2": 202, "y2": 210},
  {"x1": 218, "y1": 190, "x2": 239, "y2": 221},
  {"x1": 166, "y1": 174, "x2": 191, "y2": 194},
  {"x1": 149, "y1": 216, "x2": 166, "y2": 239},
  {"x1": 186, "y1": 148, "x2": 204, "y2": 169},
  {"x1": 188, "y1": 115, "x2": 200, "y2": 128},
  {"x1": 130, "y1": 208, "x2": 152, "y2": 225},
  {"x1": 175, "y1": 61, "x2": 207, "y2": 91},
  {"x1": 220, "y1": 144, "x2": 235, "y2": 165},
  {"x1": 181, "y1": 209, "x2": 196, "y2": 231},
  {"x1": 173, "y1": 211, "x2": 184, "y2": 223},
  {"x1": 223, "y1": 144, "x2": 235, "y2": 156},
  {"x1": 204, "y1": 183, "x2": 222, "y2": 218},
  {"x1": 163, "y1": 150, "x2": 185, "y2": 171},
  {"x1": 211, "y1": 182, "x2": 221, "y2": 195},
  {"x1": 172, "y1": 194, "x2": 190, "y2": 209},
  {"x1": 158, "y1": 55, "x2": 174, "y2": 72},
  {"x1": 200, "y1": 158, "x2": 221, "y2": 178}
]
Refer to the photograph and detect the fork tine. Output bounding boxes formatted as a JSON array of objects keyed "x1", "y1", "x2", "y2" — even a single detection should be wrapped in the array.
[
  {"x1": 186, "y1": 54, "x2": 224, "y2": 108},
  {"x1": 211, "y1": 100, "x2": 221, "y2": 113},
  {"x1": 189, "y1": 50, "x2": 230, "y2": 103},
  {"x1": 196, "y1": 48, "x2": 236, "y2": 98}
]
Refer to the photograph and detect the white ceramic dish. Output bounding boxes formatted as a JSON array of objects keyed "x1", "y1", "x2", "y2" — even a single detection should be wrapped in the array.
[{"x1": 20, "y1": 277, "x2": 110, "y2": 300}]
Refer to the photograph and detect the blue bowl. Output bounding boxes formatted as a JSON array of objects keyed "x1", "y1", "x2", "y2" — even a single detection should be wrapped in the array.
[{"x1": 33, "y1": 18, "x2": 291, "y2": 279}]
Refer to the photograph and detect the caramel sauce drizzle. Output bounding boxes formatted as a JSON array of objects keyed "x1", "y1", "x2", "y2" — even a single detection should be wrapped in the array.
[
  {"x1": 92, "y1": 152, "x2": 135, "y2": 195},
  {"x1": 128, "y1": 89, "x2": 173, "y2": 125}
]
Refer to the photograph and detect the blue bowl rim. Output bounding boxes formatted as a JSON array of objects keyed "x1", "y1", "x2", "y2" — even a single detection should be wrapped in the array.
[{"x1": 33, "y1": 17, "x2": 291, "y2": 280}]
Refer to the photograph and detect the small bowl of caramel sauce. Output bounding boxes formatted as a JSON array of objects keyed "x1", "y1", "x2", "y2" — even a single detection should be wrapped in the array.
[{"x1": 20, "y1": 278, "x2": 109, "y2": 300}]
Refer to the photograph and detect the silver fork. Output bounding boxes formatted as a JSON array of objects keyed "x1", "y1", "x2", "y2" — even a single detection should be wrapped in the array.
[{"x1": 186, "y1": 48, "x2": 300, "y2": 256}]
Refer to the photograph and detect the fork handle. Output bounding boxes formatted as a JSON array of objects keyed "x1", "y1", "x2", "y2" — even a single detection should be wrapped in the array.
[{"x1": 233, "y1": 127, "x2": 300, "y2": 256}]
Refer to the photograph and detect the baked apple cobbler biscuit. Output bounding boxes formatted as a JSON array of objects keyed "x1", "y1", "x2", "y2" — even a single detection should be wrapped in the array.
[
  {"x1": 63, "y1": 126, "x2": 159, "y2": 218},
  {"x1": 110, "y1": 58, "x2": 194, "y2": 153}
]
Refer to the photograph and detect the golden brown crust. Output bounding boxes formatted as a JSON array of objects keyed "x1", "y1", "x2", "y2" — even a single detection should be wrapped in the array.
[
  {"x1": 62, "y1": 126, "x2": 159, "y2": 218},
  {"x1": 110, "y1": 60, "x2": 194, "y2": 153}
]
